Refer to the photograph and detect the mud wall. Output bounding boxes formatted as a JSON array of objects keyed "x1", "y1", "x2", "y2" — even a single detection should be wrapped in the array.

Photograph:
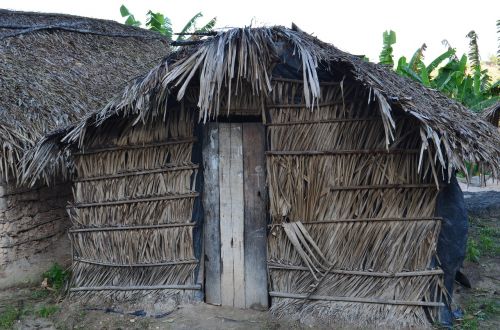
[{"x1": 0, "y1": 182, "x2": 72, "y2": 288}]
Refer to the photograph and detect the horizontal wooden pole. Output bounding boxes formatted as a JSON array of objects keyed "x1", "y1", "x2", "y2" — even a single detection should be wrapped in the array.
[
  {"x1": 268, "y1": 217, "x2": 442, "y2": 227},
  {"x1": 71, "y1": 192, "x2": 199, "y2": 208},
  {"x1": 267, "y1": 263, "x2": 444, "y2": 277},
  {"x1": 74, "y1": 258, "x2": 198, "y2": 267},
  {"x1": 70, "y1": 284, "x2": 202, "y2": 292},
  {"x1": 272, "y1": 77, "x2": 341, "y2": 86},
  {"x1": 75, "y1": 164, "x2": 198, "y2": 182},
  {"x1": 266, "y1": 149, "x2": 419, "y2": 156},
  {"x1": 267, "y1": 101, "x2": 347, "y2": 109},
  {"x1": 266, "y1": 118, "x2": 382, "y2": 126},
  {"x1": 69, "y1": 222, "x2": 196, "y2": 233},
  {"x1": 269, "y1": 291, "x2": 445, "y2": 307},
  {"x1": 73, "y1": 137, "x2": 196, "y2": 156},
  {"x1": 173, "y1": 31, "x2": 217, "y2": 36},
  {"x1": 329, "y1": 183, "x2": 440, "y2": 191}
]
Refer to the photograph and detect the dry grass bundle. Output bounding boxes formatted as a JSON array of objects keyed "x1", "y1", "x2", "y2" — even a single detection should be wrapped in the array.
[
  {"x1": 268, "y1": 118, "x2": 421, "y2": 152},
  {"x1": 269, "y1": 119, "x2": 386, "y2": 151},
  {"x1": 268, "y1": 153, "x2": 432, "y2": 187},
  {"x1": 73, "y1": 167, "x2": 196, "y2": 203},
  {"x1": 270, "y1": 270, "x2": 442, "y2": 303},
  {"x1": 74, "y1": 143, "x2": 193, "y2": 178},
  {"x1": 22, "y1": 26, "x2": 500, "y2": 186},
  {"x1": 70, "y1": 227, "x2": 195, "y2": 264},
  {"x1": 270, "y1": 298, "x2": 438, "y2": 328},
  {"x1": 185, "y1": 84, "x2": 265, "y2": 117},
  {"x1": 68, "y1": 197, "x2": 194, "y2": 228},
  {"x1": 266, "y1": 81, "x2": 444, "y2": 326},
  {"x1": 268, "y1": 79, "x2": 360, "y2": 109},
  {"x1": 69, "y1": 287, "x2": 197, "y2": 305},
  {"x1": 70, "y1": 261, "x2": 197, "y2": 288},
  {"x1": 63, "y1": 109, "x2": 199, "y2": 303},
  {"x1": 267, "y1": 157, "x2": 437, "y2": 221},
  {"x1": 481, "y1": 102, "x2": 500, "y2": 127},
  {"x1": 82, "y1": 108, "x2": 194, "y2": 148},
  {"x1": 266, "y1": 81, "x2": 423, "y2": 153},
  {"x1": 269, "y1": 220, "x2": 440, "y2": 272},
  {"x1": 0, "y1": 9, "x2": 169, "y2": 183}
]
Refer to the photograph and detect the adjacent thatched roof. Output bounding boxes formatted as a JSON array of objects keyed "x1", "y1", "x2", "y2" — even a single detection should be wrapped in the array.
[
  {"x1": 481, "y1": 102, "x2": 500, "y2": 127},
  {"x1": 0, "y1": 9, "x2": 169, "y2": 183},
  {"x1": 23, "y1": 26, "x2": 500, "y2": 185}
]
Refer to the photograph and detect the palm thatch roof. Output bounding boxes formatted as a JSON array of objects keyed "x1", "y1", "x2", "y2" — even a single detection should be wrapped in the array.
[
  {"x1": 22, "y1": 26, "x2": 500, "y2": 185},
  {"x1": 0, "y1": 9, "x2": 169, "y2": 183},
  {"x1": 481, "y1": 102, "x2": 500, "y2": 127}
]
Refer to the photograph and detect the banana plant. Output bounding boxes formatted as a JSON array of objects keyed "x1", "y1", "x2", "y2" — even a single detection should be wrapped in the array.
[
  {"x1": 120, "y1": 5, "x2": 216, "y2": 42},
  {"x1": 176, "y1": 13, "x2": 217, "y2": 42},
  {"x1": 119, "y1": 5, "x2": 141, "y2": 27},
  {"x1": 379, "y1": 30, "x2": 396, "y2": 66},
  {"x1": 384, "y1": 30, "x2": 499, "y2": 112},
  {"x1": 145, "y1": 10, "x2": 173, "y2": 39}
]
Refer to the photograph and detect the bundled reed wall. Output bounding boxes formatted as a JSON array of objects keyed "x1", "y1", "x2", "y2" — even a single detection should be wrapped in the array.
[
  {"x1": 67, "y1": 108, "x2": 200, "y2": 302},
  {"x1": 266, "y1": 79, "x2": 445, "y2": 327}
]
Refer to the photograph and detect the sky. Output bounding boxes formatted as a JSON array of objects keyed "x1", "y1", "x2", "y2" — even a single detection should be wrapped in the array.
[{"x1": 1, "y1": 0, "x2": 498, "y2": 63}]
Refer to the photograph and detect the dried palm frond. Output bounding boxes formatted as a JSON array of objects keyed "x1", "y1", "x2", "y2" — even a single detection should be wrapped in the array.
[
  {"x1": 0, "y1": 9, "x2": 169, "y2": 184},
  {"x1": 266, "y1": 82, "x2": 444, "y2": 327},
  {"x1": 21, "y1": 26, "x2": 500, "y2": 185},
  {"x1": 64, "y1": 108, "x2": 199, "y2": 305}
]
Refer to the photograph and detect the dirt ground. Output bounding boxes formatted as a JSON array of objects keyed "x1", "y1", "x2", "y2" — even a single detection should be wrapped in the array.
[
  {"x1": 1, "y1": 190, "x2": 499, "y2": 330},
  {"x1": 452, "y1": 212, "x2": 500, "y2": 329},
  {"x1": 0, "y1": 292, "x2": 308, "y2": 330}
]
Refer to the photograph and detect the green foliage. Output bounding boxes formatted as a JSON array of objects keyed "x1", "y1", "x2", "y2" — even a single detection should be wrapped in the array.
[
  {"x1": 36, "y1": 305, "x2": 59, "y2": 318},
  {"x1": 478, "y1": 227, "x2": 500, "y2": 256},
  {"x1": 497, "y1": 20, "x2": 500, "y2": 63},
  {"x1": 189, "y1": 14, "x2": 217, "y2": 35},
  {"x1": 120, "y1": 5, "x2": 216, "y2": 42},
  {"x1": 466, "y1": 221, "x2": 499, "y2": 262},
  {"x1": 466, "y1": 239, "x2": 481, "y2": 262},
  {"x1": 31, "y1": 289, "x2": 50, "y2": 299},
  {"x1": 460, "y1": 317, "x2": 479, "y2": 330},
  {"x1": 384, "y1": 30, "x2": 499, "y2": 112},
  {"x1": 176, "y1": 12, "x2": 217, "y2": 41},
  {"x1": 43, "y1": 263, "x2": 69, "y2": 291},
  {"x1": 379, "y1": 30, "x2": 396, "y2": 66},
  {"x1": 120, "y1": 5, "x2": 141, "y2": 27},
  {"x1": 0, "y1": 306, "x2": 20, "y2": 329},
  {"x1": 459, "y1": 296, "x2": 500, "y2": 329},
  {"x1": 146, "y1": 11, "x2": 173, "y2": 39}
]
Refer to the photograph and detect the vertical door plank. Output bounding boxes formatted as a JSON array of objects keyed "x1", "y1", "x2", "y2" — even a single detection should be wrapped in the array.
[
  {"x1": 230, "y1": 123, "x2": 245, "y2": 308},
  {"x1": 202, "y1": 123, "x2": 221, "y2": 305},
  {"x1": 242, "y1": 123, "x2": 269, "y2": 309},
  {"x1": 218, "y1": 123, "x2": 234, "y2": 307}
]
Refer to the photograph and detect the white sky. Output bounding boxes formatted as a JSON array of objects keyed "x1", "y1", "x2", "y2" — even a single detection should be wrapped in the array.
[{"x1": 1, "y1": 0, "x2": 498, "y2": 63}]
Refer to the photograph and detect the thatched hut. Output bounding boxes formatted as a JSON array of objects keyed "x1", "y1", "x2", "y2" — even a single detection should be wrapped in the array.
[
  {"x1": 23, "y1": 26, "x2": 500, "y2": 327},
  {"x1": 482, "y1": 102, "x2": 500, "y2": 128},
  {"x1": 0, "y1": 10, "x2": 168, "y2": 288}
]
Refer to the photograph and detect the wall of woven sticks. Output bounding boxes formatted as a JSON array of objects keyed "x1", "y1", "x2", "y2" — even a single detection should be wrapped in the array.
[
  {"x1": 265, "y1": 79, "x2": 445, "y2": 327},
  {"x1": 68, "y1": 108, "x2": 201, "y2": 303}
]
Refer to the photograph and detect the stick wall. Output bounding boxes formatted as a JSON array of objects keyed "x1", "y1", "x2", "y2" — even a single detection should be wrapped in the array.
[
  {"x1": 68, "y1": 108, "x2": 200, "y2": 302},
  {"x1": 266, "y1": 80, "x2": 445, "y2": 327}
]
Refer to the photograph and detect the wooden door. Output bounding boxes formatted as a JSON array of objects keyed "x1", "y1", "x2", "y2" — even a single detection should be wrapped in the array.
[{"x1": 202, "y1": 122, "x2": 268, "y2": 309}]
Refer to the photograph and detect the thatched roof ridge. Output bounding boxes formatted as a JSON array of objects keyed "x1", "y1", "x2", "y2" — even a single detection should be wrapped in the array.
[
  {"x1": 22, "y1": 26, "x2": 500, "y2": 185},
  {"x1": 0, "y1": 9, "x2": 169, "y2": 183},
  {"x1": 481, "y1": 102, "x2": 500, "y2": 127}
]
